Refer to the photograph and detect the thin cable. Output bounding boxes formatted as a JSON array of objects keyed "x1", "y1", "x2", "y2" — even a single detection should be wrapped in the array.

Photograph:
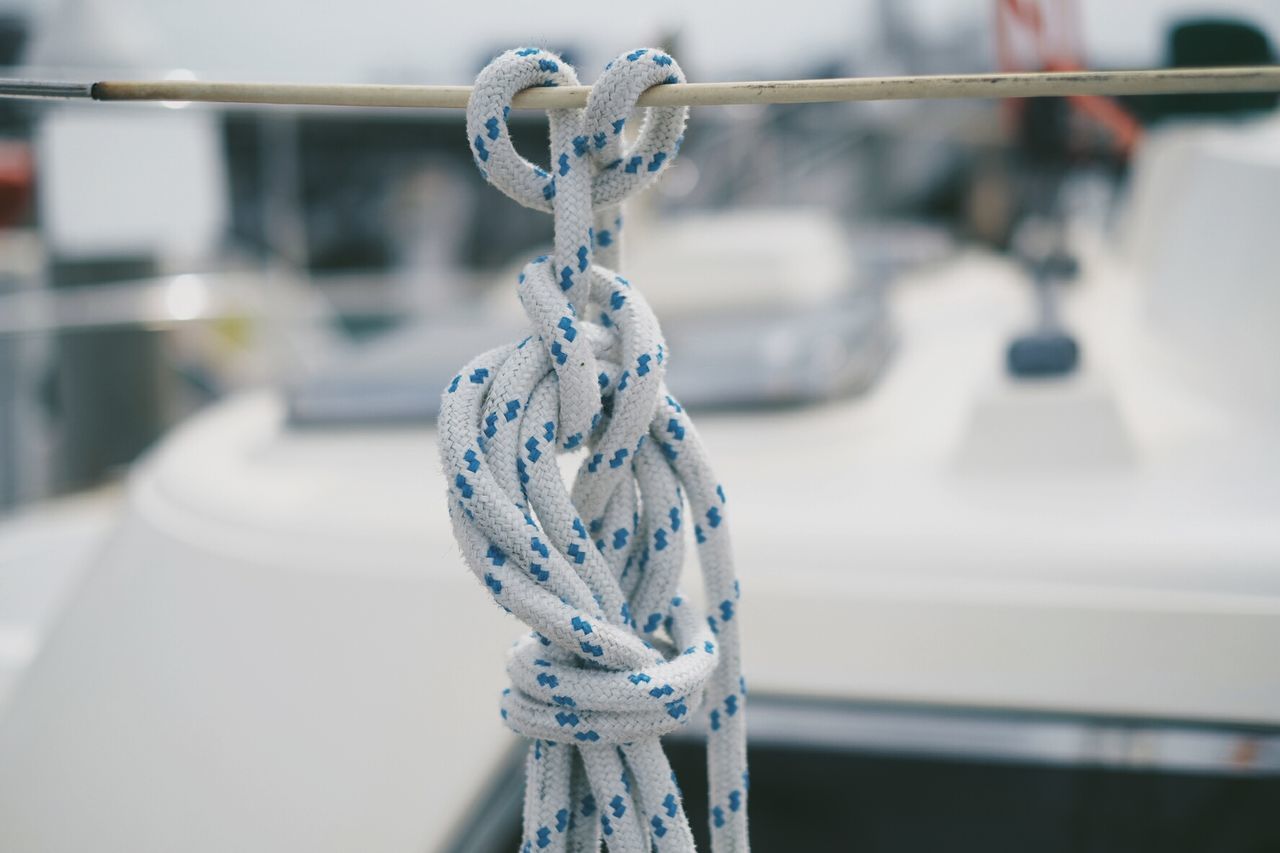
[
  {"x1": 0, "y1": 79, "x2": 93, "y2": 99},
  {"x1": 0, "y1": 65, "x2": 1277, "y2": 108}
]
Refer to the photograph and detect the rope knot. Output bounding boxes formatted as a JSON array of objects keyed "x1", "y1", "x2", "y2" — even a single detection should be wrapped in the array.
[
  {"x1": 466, "y1": 47, "x2": 687, "y2": 441},
  {"x1": 501, "y1": 586, "x2": 719, "y2": 745},
  {"x1": 444, "y1": 47, "x2": 748, "y2": 852}
]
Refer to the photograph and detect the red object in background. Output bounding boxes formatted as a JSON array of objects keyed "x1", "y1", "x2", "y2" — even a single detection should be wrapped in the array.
[
  {"x1": 995, "y1": 0, "x2": 1142, "y2": 156},
  {"x1": 0, "y1": 140, "x2": 33, "y2": 227}
]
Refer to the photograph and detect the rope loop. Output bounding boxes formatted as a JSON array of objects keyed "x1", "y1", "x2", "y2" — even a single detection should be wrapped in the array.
[
  {"x1": 582, "y1": 48, "x2": 688, "y2": 209},
  {"x1": 444, "y1": 47, "x2": 749, "y2": 852},
  {"x1": 467, "y1": 46, "x2": 688, "y2": 215}
]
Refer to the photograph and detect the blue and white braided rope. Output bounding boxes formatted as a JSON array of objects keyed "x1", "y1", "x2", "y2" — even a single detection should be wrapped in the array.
[{"x1": 438, "y1": 47, "x2": 749, "y2": 852}]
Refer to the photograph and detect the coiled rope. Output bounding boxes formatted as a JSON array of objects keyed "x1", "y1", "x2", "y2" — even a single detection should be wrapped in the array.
[{"x1": 437, "y1": 47, "x2": 748, "y2": 852}]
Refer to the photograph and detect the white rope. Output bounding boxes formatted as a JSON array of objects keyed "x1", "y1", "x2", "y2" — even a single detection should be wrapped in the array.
[{"x1": 438, "y1": 47, "x2": 748, "y2": 852}]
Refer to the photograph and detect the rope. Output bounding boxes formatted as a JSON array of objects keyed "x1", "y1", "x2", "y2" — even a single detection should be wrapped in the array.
[{"x1": 437, "y1": 47, "x2": 748, "y2": 852}]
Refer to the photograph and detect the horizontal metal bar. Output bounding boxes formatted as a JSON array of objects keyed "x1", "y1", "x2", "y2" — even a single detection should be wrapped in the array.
[
  {"x1": 672, "y1": 695, "x2": 1280, "y2": 776},
  {"x1": 0, "y1": 79, "x2": 93, "y2": 99},
  {"x1": 1, "y1": 66, "x2": 1278, "y2": 109}
]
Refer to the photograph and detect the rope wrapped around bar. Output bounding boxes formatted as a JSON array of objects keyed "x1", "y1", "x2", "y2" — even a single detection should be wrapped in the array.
[{"x1": 438, "y1": 47, "x2": 749, "y2": 852}]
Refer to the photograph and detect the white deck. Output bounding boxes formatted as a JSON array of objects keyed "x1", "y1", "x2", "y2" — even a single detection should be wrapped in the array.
[{"x1": 0, "y1": 246, "x2": 1277, "y2": 852}]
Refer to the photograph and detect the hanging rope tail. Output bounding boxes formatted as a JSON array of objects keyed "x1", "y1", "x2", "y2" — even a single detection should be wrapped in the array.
[{"x1": 439, "y1": 47, "x2": 749, "y2": 852}]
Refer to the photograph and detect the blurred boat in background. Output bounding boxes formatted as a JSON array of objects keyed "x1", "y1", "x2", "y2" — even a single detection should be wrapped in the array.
[
  {"x1": 1, "y1": 109, "x2": 1279, "y2": 851},
  {"x1": 1, "y1": 2, "x2": 1279, "y2": 850}
]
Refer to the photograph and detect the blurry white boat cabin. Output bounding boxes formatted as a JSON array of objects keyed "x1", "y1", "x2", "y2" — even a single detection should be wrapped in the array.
[{"x1": 0, "y1": 109, "x2": 1279, "y2": 851}]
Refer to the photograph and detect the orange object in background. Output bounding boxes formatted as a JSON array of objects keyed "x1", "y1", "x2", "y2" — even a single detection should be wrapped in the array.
[
  {"x1": 995, "y1": 0, "x2": 1142, "y2": 156},
  {"x1": 0, "y1": 140, "x2": 33, "y2": 227}
]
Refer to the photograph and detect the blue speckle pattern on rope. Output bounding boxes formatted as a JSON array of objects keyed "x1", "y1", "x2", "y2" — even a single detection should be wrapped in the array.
[{"x1": 439, "y1": 48, "x2": 749, "y2": 852}]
